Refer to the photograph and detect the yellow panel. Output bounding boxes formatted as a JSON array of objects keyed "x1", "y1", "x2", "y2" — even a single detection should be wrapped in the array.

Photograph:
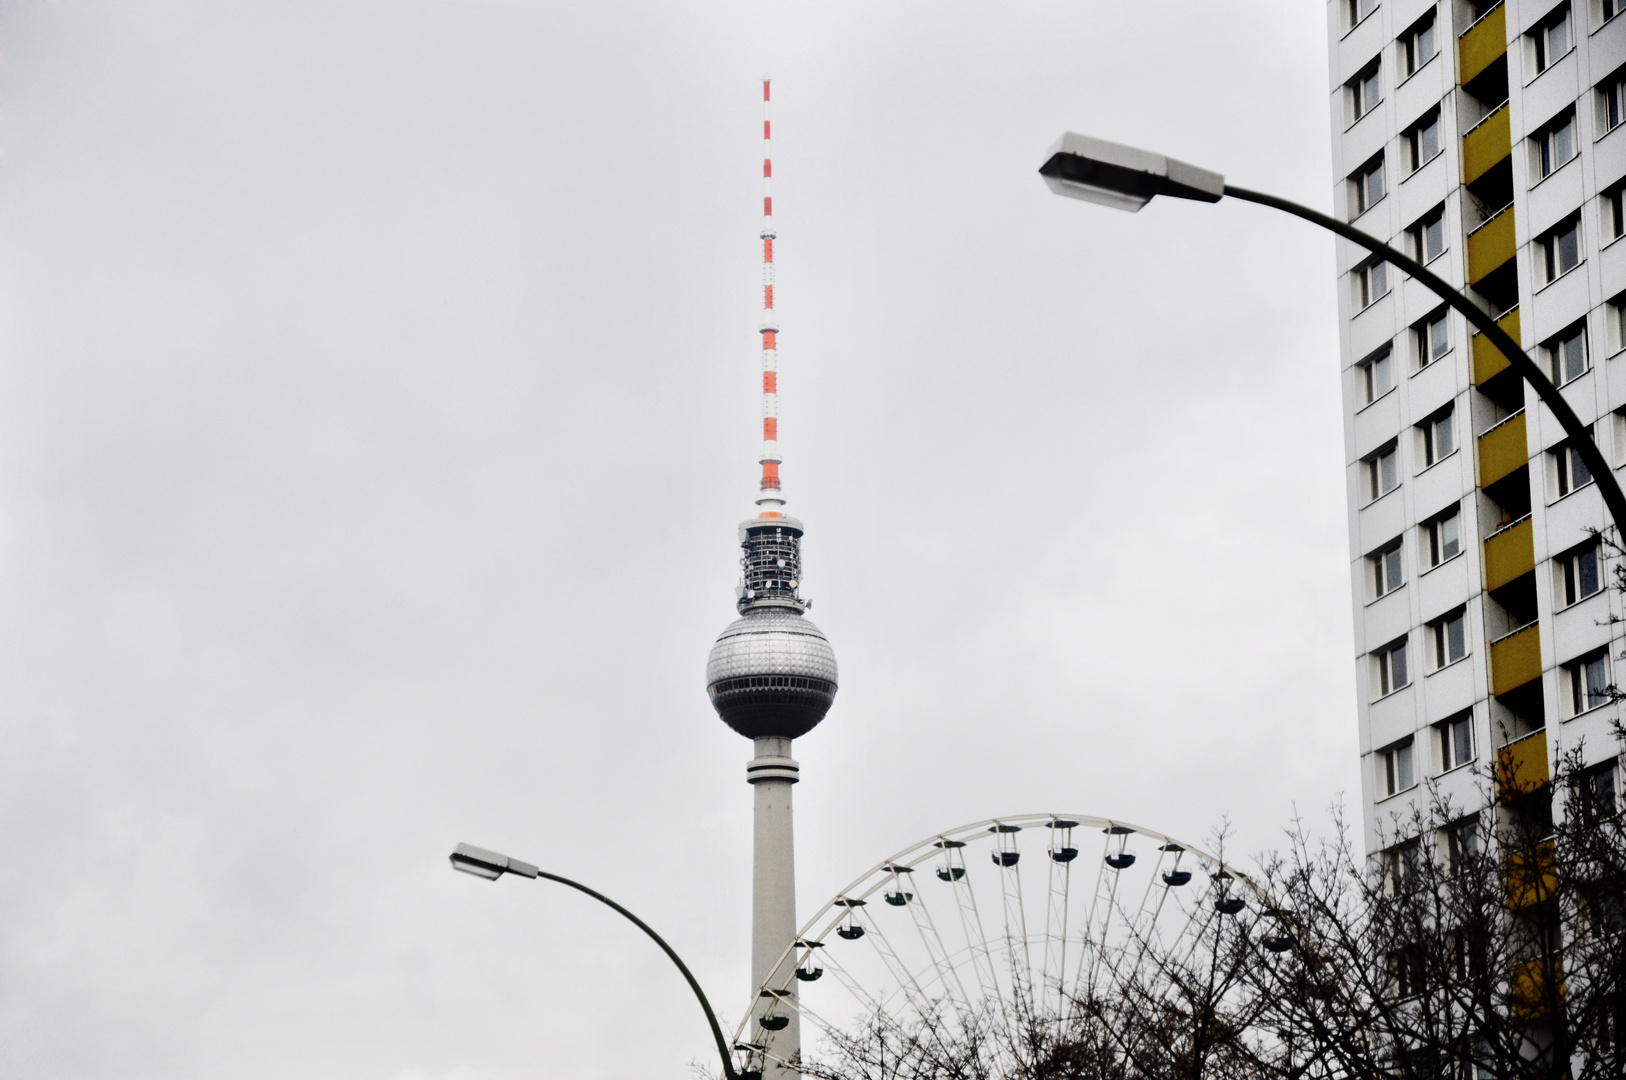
[
  {"x1": 1484, "y1": 517, "x2": 1534, "y2": 591},
  {"x1": 1463, "y1": 104, "x2": 1511, "y2": 186},
  {"x1": 1490, "y1": 623, "x2": 1542, "y2": 698},
  {"x1": 1467, "y1": 206, "x2": 1517, "y2": 285},
  {"x1": 1505, "y1": 841, "x2": 1557, "y2": 909},
  {"x1": 1472, "y1": 307, "x2": 1521, "y2": 386},
  {"x1": 1459, "y1": 3, "x2": 1507, "y2": 86},
  {"x1": 1496, "y1": 728, "x2": 1550, "y2": 793},
  {"x1": 1510, "y1": 955, "x2": 1565, "y2": 1020},
  {"x1": 1478, "y1": 411, "x2": 1527, "y2": 488}
]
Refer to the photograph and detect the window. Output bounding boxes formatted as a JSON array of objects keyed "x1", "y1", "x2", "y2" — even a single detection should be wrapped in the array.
[
  {"x1": 1360, "y1": 348, "x2": 1394, "y2": 402},
  {"x1": 1438, "y1": 713, "x2": 1474, "y2": 772},
  {"x1": 1415, "y1": 310, "x2": 1449, "y2": 367},
  {"x1": 1605, "y1": 184, "x2": 1626, "y2": 242},
  {"x1": 1566, "y1": 649, "x2": 1611, "y2": 714},
  {"x1": 1348, "y1": 62, "x2": 1382, "y2": 123},
  {"x1": 1408, "y1": 205, "x2": 1446, "y2": 261},
  {"x1": 1554, "y1": 438, "x2": 1595, "y2": 497},
  {"x1": 1384, "y1": 838, "x2": 1420, "y2": 890},
  {"x1": 1381, "y1": 739, "x2": 1416, "y2": 796},
  {"x1": 1601, "y1": 71, "x2": 1626, "y2": 133},
  {"x1": 1610, "y1": 297, "x2": 1626, "y2": 353},
  {"x1": 1532, "y1": 6, "x2": 1573, "y2": 73},
  {"x1": 1608, "y1": 0, "x2": 1625, "y2": 24},
  {"x1": 1536, "y1": 113, "x2": 1578, "y2": 178},
  {"x1": 1419, "y1": 407, "x2": 1455, "y2": 467},
  {"x1": 1348, "y1": 0, "x2": 1379, "y2": 28},
  {"x1": 1444, "y1": 813, "x2": 1480, "y2": 873},
  {"x1": 1370, "y1": 539, "x2": 1404, "y2": 598},
  {"x1": 1375, "y1": 637, "x2": 1410, "y2": 698},
  {"x1": 1365, "y1": 442, "x2": 1400, "y2": 501},
  {"x1": 1355, "y1": 260, "x2": 1390, "y2": 309},
  {"x1": 1577, "y1": 759, "x2": 1620, "y2": 821},
  {"x1": 1399, "y1": 13, "x2": 1437, "y2": 76},
  {"x1": 1556, "y1": 540, "x2": 1603, "y2": 606},
  {"x1": 1350, "y1": 155, "x2": 1386, "y2": 217},
  {"x1": 1423, "y1": 505, "x2": 1461, "y2": 567},
  {"x1": 1404, "y1": 112, "x2": 1442, "y2": 172},
  {"x1": 1538, "y1": 217, "x2": 1582, "y2": 282},
  {"x1": 1549, "y1": 324, "x2": 1588, "y2": 383},
  {"x1": 1430, "y1": 609, "x2": 1467, "y2": 669},
  {"x1": 1386, "y1": 942, "x2": 1426, "y2": 999}
]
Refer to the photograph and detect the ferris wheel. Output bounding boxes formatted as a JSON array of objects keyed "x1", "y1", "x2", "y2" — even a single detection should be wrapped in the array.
[{"x1": 730, "y1": 813, "x2": 1293, "y2": 1080}]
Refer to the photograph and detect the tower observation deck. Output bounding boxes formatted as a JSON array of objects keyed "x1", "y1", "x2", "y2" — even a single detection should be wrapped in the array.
[{"x1": 703, "y1": 77, "x2": 835, "y2": 1080}]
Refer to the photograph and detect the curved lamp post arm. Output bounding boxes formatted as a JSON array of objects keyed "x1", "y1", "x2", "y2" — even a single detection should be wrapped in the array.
[
  {"x1": 1223, "y1": 183, "x2": 1626, "y2": 540},
  {"x1": 449, "y1": 843, "x2": 740, "y2": 1080},
  {"x1": 1038, "y1": 131, "x2": 1626, "y2": 541}
]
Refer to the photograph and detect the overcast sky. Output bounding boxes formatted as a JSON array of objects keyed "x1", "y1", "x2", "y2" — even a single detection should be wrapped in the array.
[{"x1": 0, "y1": 4, "x2": 1351, "y2": 1078}]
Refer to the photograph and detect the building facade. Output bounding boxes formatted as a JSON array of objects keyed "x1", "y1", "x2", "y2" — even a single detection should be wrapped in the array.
[{"x1": 1326, "y1": 0, "x2": 1625, "y2": 861}]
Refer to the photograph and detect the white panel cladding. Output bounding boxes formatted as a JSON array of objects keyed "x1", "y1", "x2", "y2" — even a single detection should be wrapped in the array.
[
  {"x1": 1526, "y1": 154, "x2": 1587, "y2": 237},
  {"x1": 1341, "y1": 112, "x2": 1393, "y2": 180},
  {"x1": 1522, "y1": 53, "x2": 1581, "y2": 132},
  {"x1": 1552, "y1": 589, "x2": 1613, "y2": 661},
  {"x1": 1394, "y1": 70, "x2": 1450, "y2": 137},
  {"x1": 1368, "y1": 680, "x2": 1423, "y2": 750},
  {"x1": 1544, "y1": 482, "x2": 1608, "y2": 550},
  {"x1": 1365, "y1": 585, "x2": 1414, "y2": 648},
  {"x1": 1529, "y1": 261, "x2": 1594, "y2": 341},
  {"x1": 1606, "y1": 349, "x2": 1626, "y2": 412},
  {"x1": 1594, "y1": 126, "x2": 1626, "y2": 190},
  {"x1": 1360, "y1": 485, "x2": 1410, "y2": 552},
  {"x1": 1351, "y1": 294, "x2": 1401, "y2": 359},
  {"x1": 1418, "y1": 549, "x2": 1475, "y2": 618},
  {"x1": 1599, "y1": 234, "x2": 1626, "y2": 300},
  {"x1": 1410, "y1": 352, "x2": 1463, "y2": 412},
  {"x1": 1414, "y1": 448, "x2": 1472, "y2": 513},
  {"x1": 1335, "y1": 8, "x2": 1389, "y2": 87},
  {"x1": 1420, "y1": 648, "x2": 1478, "y2": 720},
  {"x1": 1355, "y1": 387, "x2": 1404, "y2": 457}
]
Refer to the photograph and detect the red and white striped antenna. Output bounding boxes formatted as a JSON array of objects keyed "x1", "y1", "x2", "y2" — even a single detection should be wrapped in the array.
[{"x1": 756, "y1": 74, "x2": 784, "y2": 520}]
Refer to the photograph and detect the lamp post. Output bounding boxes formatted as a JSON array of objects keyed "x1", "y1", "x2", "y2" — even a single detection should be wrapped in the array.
[
  {"x1": 1037, "y1": 131, "x2": 1626, "y2": 541},
  {"x1": 448, "y1": 843, "x2": 742, "y2": 1080}
]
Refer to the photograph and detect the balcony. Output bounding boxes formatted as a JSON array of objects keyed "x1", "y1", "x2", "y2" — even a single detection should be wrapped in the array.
[
  {"x1": 1509, "y1": 955, "x2": 1565, "y2": 1020},
  {"x1": 1496, "y1": 727, "x2": 1550, "y2": 794},
  {"x1": 1478, "y1": 409, "x2": 1527, "y2": 488},
  {"x1": 1471, "y1": 306, "x2": 1521, "y2": 385},
  {"x1": 1504, "y1": 840, "x2": 1558, "y2": 910},
  {"x1": 1463, "y1": 103, "x2": 1511, "y2": 186},
  {"x1": 1484, "y1": 514, "x2": 1534, "y2": 591},
  {"x1": 1490, "y1": 622, "x2": 1542, "y2": 698},
  {"x1": 1459, "y1": 3, "x2": 1507, "y2": 87},
  {"x1": 1467, "y1": 204, "x2": 1517, "y2": 285}
]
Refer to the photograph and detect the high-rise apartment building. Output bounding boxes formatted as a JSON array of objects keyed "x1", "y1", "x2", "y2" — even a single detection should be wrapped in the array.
[{"x1": 1326, "y1": 0, "x2": 1625, "y2": 863}]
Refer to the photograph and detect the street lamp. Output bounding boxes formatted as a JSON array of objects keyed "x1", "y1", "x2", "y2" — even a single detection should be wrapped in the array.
[
  {"x1": 1038, "y1": 131, "x2": 1626, "y2": 540},
  {"x1": 449, "y1": 842, "x2": 744, "y2": 1080}
]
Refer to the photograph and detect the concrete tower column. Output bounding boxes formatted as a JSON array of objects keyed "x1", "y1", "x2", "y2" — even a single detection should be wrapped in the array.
[{"x1": 748, "y1": 736, "x2": 800, "y2": 1077}]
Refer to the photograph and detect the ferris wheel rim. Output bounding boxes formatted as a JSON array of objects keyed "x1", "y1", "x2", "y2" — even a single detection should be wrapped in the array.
[{"x1": 729, "y1": 810, "x2": 1274, "y2": 1051}]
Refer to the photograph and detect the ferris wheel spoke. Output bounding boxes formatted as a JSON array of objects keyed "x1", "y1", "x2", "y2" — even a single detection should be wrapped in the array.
[{"x1": 903, "y1": 877, "x2": 975, "y2": 1027}]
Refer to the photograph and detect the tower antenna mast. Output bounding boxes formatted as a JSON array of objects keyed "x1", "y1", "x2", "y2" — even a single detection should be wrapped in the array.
[{"x1": 758, "y1": 75, "x2": 783, "y2": 519}]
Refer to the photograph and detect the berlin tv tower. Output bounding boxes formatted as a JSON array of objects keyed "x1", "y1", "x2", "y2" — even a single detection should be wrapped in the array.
[{"x1": 705, "y1": 76, "x2": 838, "y2": 1080}]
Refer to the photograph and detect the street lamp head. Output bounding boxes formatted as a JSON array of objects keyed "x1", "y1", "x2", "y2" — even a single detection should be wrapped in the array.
[
  {"x1": 1039, "y1": 132, "x2": 1224, "y2": 212},
  {"x1": 449, "y1": 842, "x2": 540, "y2": 881}
]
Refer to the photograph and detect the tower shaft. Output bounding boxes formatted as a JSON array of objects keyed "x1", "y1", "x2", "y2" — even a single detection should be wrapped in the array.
[{"x1": 750, "y1": 736, "x2": 800, "y2": 1079}]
